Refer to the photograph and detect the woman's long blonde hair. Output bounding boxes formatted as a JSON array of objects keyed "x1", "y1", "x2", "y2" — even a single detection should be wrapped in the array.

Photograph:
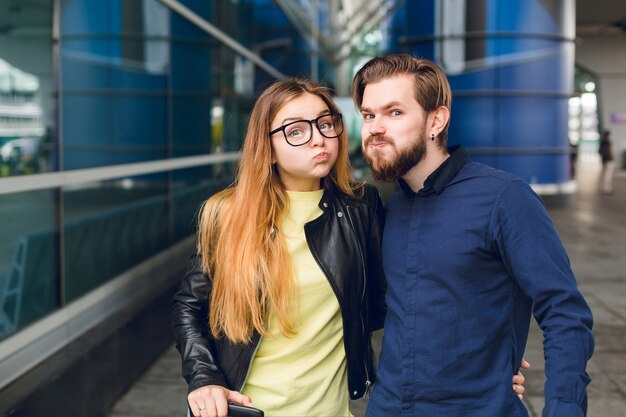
[{"x1": 198, "y1": 78, "x2": 360, "y2": 343}]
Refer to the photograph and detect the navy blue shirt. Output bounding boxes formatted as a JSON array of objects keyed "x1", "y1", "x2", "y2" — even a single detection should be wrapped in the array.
[{"x1": 366, "y1": 146, "x2": 594, "y2": 417}]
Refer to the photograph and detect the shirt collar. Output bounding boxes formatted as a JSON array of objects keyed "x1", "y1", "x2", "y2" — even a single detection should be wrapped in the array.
[{"x1": 398, "y1": 145, "x2": 469, "y2": 197}]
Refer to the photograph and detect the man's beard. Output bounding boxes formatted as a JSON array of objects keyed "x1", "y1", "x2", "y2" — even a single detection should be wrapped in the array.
[{"x1": 363, "y1": 129, "x2": 428, "y2": 182}]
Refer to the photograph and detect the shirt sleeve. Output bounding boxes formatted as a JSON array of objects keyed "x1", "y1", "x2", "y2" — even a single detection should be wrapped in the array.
[{"x1": 491, "y1": 180, "x2": 594, "y2": 417}]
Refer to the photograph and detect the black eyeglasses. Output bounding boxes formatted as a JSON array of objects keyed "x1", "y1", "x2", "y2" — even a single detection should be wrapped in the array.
[{"x1": 268, "y1": 113, "x2": 344, "y2": 147}]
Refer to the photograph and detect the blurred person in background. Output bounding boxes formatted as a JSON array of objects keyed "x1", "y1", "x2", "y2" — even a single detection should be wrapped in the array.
[{"x1": 598, "y1": 130, "x2": 615, "y2": 194}]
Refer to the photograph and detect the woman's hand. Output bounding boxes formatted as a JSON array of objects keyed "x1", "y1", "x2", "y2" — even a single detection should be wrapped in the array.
[
  {"x1": 512, "y1": 359, "x2": 531, "y2": 400},
  {"x1": 188, "y1": 385, "x2": 252, "y2": 417}
]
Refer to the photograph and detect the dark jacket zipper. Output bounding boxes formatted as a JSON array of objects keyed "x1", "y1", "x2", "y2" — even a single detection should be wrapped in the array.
[{"x1": 345, "y1": 204, "x2": 372, "y2": 395}]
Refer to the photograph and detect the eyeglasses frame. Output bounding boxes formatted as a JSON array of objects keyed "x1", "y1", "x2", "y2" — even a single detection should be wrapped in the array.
[{"x1": 268, "y1": 113, "x2": 344, "y2": 147}]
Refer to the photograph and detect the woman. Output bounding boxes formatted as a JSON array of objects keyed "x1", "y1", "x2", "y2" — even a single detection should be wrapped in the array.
[{"x1": 172, "y1": 78, "x2": 526, "y2": 417}]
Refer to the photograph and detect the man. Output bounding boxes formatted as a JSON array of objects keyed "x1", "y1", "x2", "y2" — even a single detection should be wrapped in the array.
[
  {"x1": 598, "y1": 130, "x2": 615, "y2": 194},
  {"x1": 352, "y1": 54, "x2": 594, "y2": 417}
]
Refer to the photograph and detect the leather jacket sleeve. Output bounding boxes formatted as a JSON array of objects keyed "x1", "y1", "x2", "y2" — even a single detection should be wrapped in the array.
[
  {"x1": 363, "y1": 185, "x2": 388, "y2": 332},
  {"x1": 172, "y1": 254, "x2": 228, "y2": 393}
]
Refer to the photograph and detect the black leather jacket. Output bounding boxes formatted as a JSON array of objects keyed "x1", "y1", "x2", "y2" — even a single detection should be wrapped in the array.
[{"x1": 172, "y1": 184, "x2": 387, "y2": 400}]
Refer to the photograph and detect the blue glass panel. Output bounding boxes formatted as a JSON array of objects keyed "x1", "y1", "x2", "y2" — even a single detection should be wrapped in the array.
[
  {"x1": 63, "y1": 173, "x2": 169, "y2": 302},
  {"x1": 0, "y1": 190, "x2": 59, "y2": 340}
]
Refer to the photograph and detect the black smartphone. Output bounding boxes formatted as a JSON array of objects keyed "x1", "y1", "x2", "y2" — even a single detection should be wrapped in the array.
[{"x1": 228, "y1": 404, "x2": 264, "y2": 417}]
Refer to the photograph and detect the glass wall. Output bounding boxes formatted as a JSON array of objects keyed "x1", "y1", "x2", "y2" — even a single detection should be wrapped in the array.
[
  {"x1": 0, "y1": 1, "x2": 56, "y2": 177},
  {"x1": 0, "y1": 1, "x2": 59, "y2": 340},
  {"x1": 0, "y1": 0, "x2": 329, "y2": 343},
  {"x1": 0, "y1": 189, "x2": 59, "y2": 339},
  {"x1": 57, "y1": 0, "x2": 231, "y2": 303},
  {"x1": 62, "y1": 173, "x2": 169, "y2": 301},
  {"x1": 61, "y1": 0, "x2": 171, "y2": 168}
]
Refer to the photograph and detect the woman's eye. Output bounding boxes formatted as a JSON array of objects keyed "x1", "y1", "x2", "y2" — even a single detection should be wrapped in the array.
[{"x1": 287, "y1": 129, "x2": 304, "y2": 138}]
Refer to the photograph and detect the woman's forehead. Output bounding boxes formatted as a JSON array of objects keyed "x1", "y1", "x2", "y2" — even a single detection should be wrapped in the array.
[{"x1": 273, "y1": 93, "x2": 330, "y2": 123}]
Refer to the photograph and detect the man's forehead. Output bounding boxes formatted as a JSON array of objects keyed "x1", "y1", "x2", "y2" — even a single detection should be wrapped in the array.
[
  {"x1": 361, "y1": 78, "x2": 418, "y2": 108},
  {"x1": 360, "y1": 100, "x2": 405, "y2": 113}
]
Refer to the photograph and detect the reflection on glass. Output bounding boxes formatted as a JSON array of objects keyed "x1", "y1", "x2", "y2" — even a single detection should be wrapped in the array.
[
  {"x1": 0, "y1": 1, "x2": 55, "y2": 177},
  {"x1": 0, "y1": 190, "x2": 59, "y2": 341},
  {"x1": 171, "y1": 165, "x2": 236, "y2": 242},
  {"x1": 0, "y1": 60, "x2": 46, "y2": 176},
  {"x1": 61, "y1": 0, "x2": 172, "y2": 169},
  {"x1": 63, "y1": 173, "x2": 169, "y2": 302}
]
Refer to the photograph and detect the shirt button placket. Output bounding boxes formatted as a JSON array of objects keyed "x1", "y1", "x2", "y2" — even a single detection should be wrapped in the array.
[{"x1": 402, "y1": 196, "x2": 421, "y2": 410}]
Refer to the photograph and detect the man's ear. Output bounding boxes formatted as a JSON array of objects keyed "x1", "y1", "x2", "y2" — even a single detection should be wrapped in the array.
[{"x1": 430, "y1": 106, "x2": 450, "y2": 137}]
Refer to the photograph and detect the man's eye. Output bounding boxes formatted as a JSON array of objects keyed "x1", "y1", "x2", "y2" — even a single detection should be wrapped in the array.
[{"x1": 391, "y1": 110, "x2": 402, "y2": 116}]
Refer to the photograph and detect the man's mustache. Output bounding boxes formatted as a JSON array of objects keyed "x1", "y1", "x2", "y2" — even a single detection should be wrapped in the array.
[{"x1": 364, "y1": 134, "x2": 394, "y2": 147}]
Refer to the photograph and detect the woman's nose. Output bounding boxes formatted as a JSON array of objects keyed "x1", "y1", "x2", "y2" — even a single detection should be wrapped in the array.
[{"x1": 310, "y1": 125, "x2": 325, "y2": 146}]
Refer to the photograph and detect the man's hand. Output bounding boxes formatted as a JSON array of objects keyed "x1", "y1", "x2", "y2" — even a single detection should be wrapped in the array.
[{"x1": 513, "y1": 359, "x2": 531, "y2": 400}]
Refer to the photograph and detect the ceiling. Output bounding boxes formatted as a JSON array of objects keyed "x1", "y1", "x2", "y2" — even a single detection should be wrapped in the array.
[
  {"x1": 0, "y1": 0, "x2": 626, "y2": 35},
  {"x1": 576, "y1": 0, "x2": 626, "y2": 35},
  {"x1": 0, "y1": 1, "x2": 624, "y2": 46}
]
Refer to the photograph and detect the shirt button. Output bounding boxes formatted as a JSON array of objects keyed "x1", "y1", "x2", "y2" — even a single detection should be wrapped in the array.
[
  {"x1": 353, "y1": 390, "x2": 358, "y2": 396},
  {"x1": 337, "y1": 212, "x2": 343, "y2": 217},
  {"x1": 323, "y1": 202, "x2": 328, "y2": 207}
]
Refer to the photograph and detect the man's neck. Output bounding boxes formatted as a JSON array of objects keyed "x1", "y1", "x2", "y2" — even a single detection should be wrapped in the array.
[{"x1": 402, "y1": 146, "x2": 450, "y2": 192}]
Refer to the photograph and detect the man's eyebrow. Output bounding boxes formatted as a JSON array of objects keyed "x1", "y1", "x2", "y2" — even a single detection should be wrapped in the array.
[{"x1": 360, "y1": 101, "x2": 404, "y2": 113}]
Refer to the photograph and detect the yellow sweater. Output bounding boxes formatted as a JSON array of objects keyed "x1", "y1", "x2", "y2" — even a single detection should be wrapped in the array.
[{"x1": 241, "y1": 189, "x2": 351, "y2": 417}]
